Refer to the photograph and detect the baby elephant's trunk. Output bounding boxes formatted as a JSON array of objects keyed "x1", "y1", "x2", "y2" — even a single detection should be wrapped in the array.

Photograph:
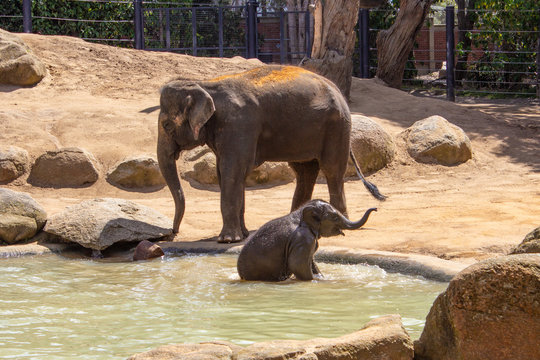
[{"x1": 340, "y1": 208, "x2": 377, "y2": 230}]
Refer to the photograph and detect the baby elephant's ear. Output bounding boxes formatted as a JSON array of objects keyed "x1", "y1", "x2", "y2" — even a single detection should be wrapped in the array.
[{"x1": 302, "y1": 205, "x2": 322, "y2": 234}]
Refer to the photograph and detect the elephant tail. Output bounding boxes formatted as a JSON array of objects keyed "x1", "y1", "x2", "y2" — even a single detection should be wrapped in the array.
[{"x1": 349, "y1": 150, "x2": 387, "y2": 201}]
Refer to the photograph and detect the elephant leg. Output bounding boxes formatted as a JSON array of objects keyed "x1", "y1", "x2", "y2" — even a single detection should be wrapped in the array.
[
  {"x1": 289, "y1": 160, "x2": 320, "y2": 212},
  {"x1": 217, "y1": 157, "x2": 250, "y2": 243},
  {"x1": 240, "y1": 189, "x2": 249, "y2": 237}
]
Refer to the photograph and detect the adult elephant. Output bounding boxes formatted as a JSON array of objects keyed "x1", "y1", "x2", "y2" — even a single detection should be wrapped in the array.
[
  {"x1": 157, "y1": 65, "x2": 385, "y2": 243},
  {"x1": 237, "y1": 199, "x2": 377, "y2": 281}
]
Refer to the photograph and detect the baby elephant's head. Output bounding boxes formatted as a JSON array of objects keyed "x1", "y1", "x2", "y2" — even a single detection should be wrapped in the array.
[{"x1": 301, "y1": 200, "x2": 377, "y2": 237}]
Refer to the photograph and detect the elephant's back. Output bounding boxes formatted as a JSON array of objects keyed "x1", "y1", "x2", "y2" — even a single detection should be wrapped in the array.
[{"x1": 237, "y1": 215, "x2": 299, "y2": 281}]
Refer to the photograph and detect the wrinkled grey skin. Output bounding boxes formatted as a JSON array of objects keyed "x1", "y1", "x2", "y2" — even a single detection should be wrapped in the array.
[
  {"x1": 237, "y1": 200, "x2": 377, "y2": 281},
  {"x1": 157, "y1": 65, "x2": 384, "y2": 243}
]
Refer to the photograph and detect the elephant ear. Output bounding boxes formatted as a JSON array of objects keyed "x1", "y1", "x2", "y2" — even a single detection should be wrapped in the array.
[
  {"x1": 185, "y1": 85, "x2": 216, "y2": 141},
  {"x1": 302, "y1": 205, "x2": 323, "y2": 237}
]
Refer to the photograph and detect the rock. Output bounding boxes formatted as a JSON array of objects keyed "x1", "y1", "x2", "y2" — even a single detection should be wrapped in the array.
[
  {"x1": 402, "y1": 116, "x2": 472, "y2": 165},
  {"x1": 414, "y1": 254, "x2": 540, "y2": 360},
  {"x1": 0, "y1": 145, "x2": 30, "y2": 183},
  {"x1": 133, "y1": 240, "x2": 164, "y2": 261},
  {"x1": 129, "y1": 315, "x2": 413, "y2": 360},
  {"x1": 510, "y1": 226, "x2": 540, "y2": 254},
  {"x1": 0, "y1": 188, "x2": 47, "y2": 244},
  {"x1": 44, "y1": 198, "x2": 172, "y2": 251},
  {"x1": 28, "y1": 147, "x2": 101, "y2": 187},
  {"x1": 347, "y1": 114, "x2": 395, "y2": 177},
  {"x1": 0, "y1": 29, "x2": 47, "y2": 86},
  {"x1": 128, "y1": 341, "x2": 242, "y2": 360},
  {"x1": 107, "y1": 155, "x2": 165, "y2": 189},
  {"x1": 181, "y1": 146, "x2": 294, "y2": 186}
]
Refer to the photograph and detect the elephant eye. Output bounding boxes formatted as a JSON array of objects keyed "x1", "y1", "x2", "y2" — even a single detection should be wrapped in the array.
[{"x1": 163, "y1": 120, "x2": 174, "y2": 133}]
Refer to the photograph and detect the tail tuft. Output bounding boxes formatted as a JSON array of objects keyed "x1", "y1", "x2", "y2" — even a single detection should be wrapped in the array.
[{"x1": 350, "y1": 150, "x2": 387, "y2": 201}]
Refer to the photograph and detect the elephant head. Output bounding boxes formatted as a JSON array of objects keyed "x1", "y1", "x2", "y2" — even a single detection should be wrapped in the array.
[
  {"x1": 157, "y1": 81, "x2": 216, "y2": 233},
  {"x1": 301, "y1": 200, "x2": 377, "y2": 238}
]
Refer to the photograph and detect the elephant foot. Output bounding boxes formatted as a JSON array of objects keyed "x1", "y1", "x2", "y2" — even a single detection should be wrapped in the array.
[{"x1": 217, "y1": 229, "x2": 245, "y2": 243}]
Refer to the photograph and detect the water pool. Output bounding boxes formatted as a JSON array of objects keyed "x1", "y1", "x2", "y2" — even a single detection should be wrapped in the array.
[{"x1": 0, "y1": 253, "x2": 447, "y2": 359}]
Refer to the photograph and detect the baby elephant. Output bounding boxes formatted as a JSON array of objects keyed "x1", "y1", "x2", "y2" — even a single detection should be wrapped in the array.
[{"x1": 237, "y1": 200, "x2": 377, "y2": 281}]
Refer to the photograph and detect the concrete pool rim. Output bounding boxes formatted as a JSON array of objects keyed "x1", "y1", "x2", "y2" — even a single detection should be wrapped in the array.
[{"x1": 0, "y1": 240, "x2": 467, "y2": 282}]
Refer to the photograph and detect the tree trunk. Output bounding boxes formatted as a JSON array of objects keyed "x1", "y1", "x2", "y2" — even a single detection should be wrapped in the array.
[
  {"x1": 456, "y1": 0, "x2": 477, "y2": 82},
  {"x1": 301, "y1": 0, "x2": 362, "y2": 99},
  {"x1": 376, "y1": 0, "x2": 433, "y2": 89}
]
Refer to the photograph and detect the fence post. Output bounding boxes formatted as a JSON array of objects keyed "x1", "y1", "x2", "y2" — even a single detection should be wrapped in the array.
[
  {"x1": 358, "y1": 9, "x2": 370, "y2": 78},
  {"x1": 446, "y1": 6, "x2": 455, "y2": 102},
  {"x1": 192, "y1": 7, "x2": 197, "y2": 56},
  {"x1": 133, "y1": 0, "x2": 143, "y2": 49},
  {"x1": 279, "y1": 11, "x2": 286, "y2": 64},
  {"x1": 305, "y1": 10, "x2": 312, "y2": 59},
  {"x1": 246, "y1": 0, "x2": 258, "y2": 59},
  {"x1": 23, "y1": 0, "x2": 32, "y2": 33},
  {"x1": 537, "y1": 9, "x2": 540, "y2": 99},
  {"x1": 218, "y1": 7, "x2": 224, "y2": 57}
]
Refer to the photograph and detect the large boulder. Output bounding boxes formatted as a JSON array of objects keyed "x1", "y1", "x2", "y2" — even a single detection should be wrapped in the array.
[
  {"x1": 129, "y1": 315, "x2": 413, "y2": 360},
  {"x1": 181, "y1": 146, "x2": 294, "y2": 187},
  {"x1": 510, "y1": 226, "x2": 540, "y2": 254},
  {"x1": 0, "y1": 145, "x2": 30, "y2": 183},
  {"x1": 28, "y1": 147, "x2": 101, "y2": 187},
  {"x1": 347, "y1": 114, "x2": 395, "y2": 177},
  {"x1": 44, "y1": 198, "x2": 172, "y2": 251},
  {"x1": 414, "y1": 254, "x2": 540, "y2": 360},
  {"x1": 0, "y1": 29, "x2": 47, "y2": 86},
  {"x1": 0, "y1": 188, "x2": 47, "y2": 244},
  {"x1": 107, "y1": 155, "x2": 165, "y2": 190},
  {"x1": 402, "y1": 116, "x2": 472, "y2": 165}
]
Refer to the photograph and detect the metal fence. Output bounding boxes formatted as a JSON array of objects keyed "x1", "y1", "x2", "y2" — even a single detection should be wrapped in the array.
[
  {"x1": 2, "y1": 1, "x2": 538, "y2": 99},
  {"x1": 357, "y1": 6, "x2": 539, "y2": 99}
]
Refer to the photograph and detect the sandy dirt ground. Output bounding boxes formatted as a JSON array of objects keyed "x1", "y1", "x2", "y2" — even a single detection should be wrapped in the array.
[{"x1": 1, "y1": 33, "x2": 539, "y2": 265}]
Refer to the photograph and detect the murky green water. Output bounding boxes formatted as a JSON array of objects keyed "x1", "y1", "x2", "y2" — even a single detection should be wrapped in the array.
[{"x1": 0, "y1": 253, "x2": 447, "y2": 359}]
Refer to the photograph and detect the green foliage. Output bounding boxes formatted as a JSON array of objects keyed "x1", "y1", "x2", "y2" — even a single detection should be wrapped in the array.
[
  {"x1": 0, "y1": 1, "x2": 24, "y2": 32},
  {"x1": 459, "y1": 0, "x2": 538, "y2": 95}
]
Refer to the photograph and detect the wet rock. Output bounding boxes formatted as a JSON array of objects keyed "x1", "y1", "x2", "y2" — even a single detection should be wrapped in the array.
[
  {"x1": 181, "y1": 146, "x2": 294, "y2": 187},
  {"x1": 0, "y1": 188, "x2": 47, "y2": 244},
  {"x1": 414, "y1": 254, "x2": 540, "y2": 360},
  {"x1": 347, "y1": 114, "x2": 395, "y2": 177},
  {"x1": 128, "y1": 315, "x2": 413, "y2": 360},
  {"x1": 44, "y1": 198, "x2": 172, "y2": 251},
  {"x1": 0, "y1": 145, "x2": 30, "y2": 183},
  {"x1": 402, "y1": 115, "x2": 472, "y2": 165},
  {"x1": 133, "y1": 240, "x2": 164, "y2": 261},
  {"x1": 107, "y1": 155, "x2": 165, "y2": 190},
  {"x1": 510, "y1": 226, "x2": 540, "y2": 254},
  {"x1": 28, "y1": 147, "x2": 101, "y2": 187},
  {"x1": 0, "y1": 29, "x2": 47, "y2": 86}
]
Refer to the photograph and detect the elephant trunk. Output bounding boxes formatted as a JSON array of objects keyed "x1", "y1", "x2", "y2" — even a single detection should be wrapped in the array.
[
  {"x1": 340, "y1": 208, "x2": 377, "y2": 230},
  {"x1": 157, "y1": 132, "x2": 185, "y2": 233}
]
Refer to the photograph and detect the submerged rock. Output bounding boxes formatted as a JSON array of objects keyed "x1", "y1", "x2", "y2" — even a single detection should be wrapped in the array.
[
  {"x1": 414, "y1": 254, "x2": 540, "y2": 360},
  {"x1": 133, "y1": 240, "x2": 164, "y2": 261},
  {"x1": 45, "y1": 198, "x2": 172, "y2": 251},
  {"x1": 0, "y1": 188, "x2": 47, "y2": 244},
  {"x1": 128, "y1": 314, "x2": 413, "y2": 360}
]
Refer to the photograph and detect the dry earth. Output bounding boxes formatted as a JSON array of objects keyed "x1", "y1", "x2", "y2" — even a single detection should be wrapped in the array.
[{"x1": 1, "y1": 33, "x2": 539, "y2": 264}]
